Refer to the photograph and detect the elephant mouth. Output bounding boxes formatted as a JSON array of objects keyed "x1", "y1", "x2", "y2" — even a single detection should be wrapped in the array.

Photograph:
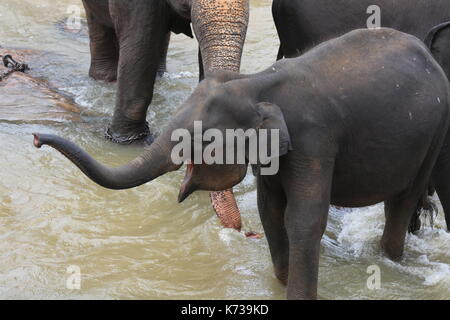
[{"x1": 178, "y1": 162, "x2": 197, "y2": 203}]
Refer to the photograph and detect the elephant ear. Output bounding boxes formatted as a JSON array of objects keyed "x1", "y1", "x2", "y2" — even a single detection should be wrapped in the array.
[
  {"x1": 425, "y1": 21, "x2": 450, "y2": 57},
  {"x1": 168, "y1": 0, "x2": 193, "y2": 38},
  {"x1": 246, "y1": 102, "x2": 292, "y2": 175},
  {"x1": 167, "y1": 0, "x2": 191, "y2": 20}
]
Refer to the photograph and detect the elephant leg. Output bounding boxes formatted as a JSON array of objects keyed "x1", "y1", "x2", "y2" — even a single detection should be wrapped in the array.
[
  {"x1": 283, "y1": 156, "x2": 334, "y2": 300},
  {"x1": 83, "y1": 7, "x2": 118, "y2": 82},
  {"x1": 381, "y1": 193, "x2": 421, "y2": 260},
  {"x1": 157, "y1": 32, "x2": 171, "y2": 77},
  {"x1": 107, "y1": 1, "x2": 168, "y2": 144},
  {"x1": 432, "y1": 130, "x2": 450, "y2": 231},
  {"x1": 257, "y1": 176, "x2": 288, "y2": 285}
]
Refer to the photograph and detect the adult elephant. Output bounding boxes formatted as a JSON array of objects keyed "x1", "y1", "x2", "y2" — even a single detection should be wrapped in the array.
[
  {"x1": 32, "y1": 28, "x2": 450, "y2": 298},
  {"x1": 82, "y1": 0, "x2": 249, "y2": 143},
  {"x1": 82, "y1": 0, "x2": 249, "y2": 231},
  {"x1": 272, "y1": 0, "x2": 450, "y2": 80}
]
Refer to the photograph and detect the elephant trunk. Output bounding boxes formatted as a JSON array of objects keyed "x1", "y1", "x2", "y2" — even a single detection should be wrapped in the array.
[
  {"x1": 32, "y1": 132, "x2": 178, "y2": 190},
  {"x1": 192, "y1": 0, "x2": 249, "y2": 73},
  {"x1": 191, "y1": 0, "x2": 249, "y2": 232}
]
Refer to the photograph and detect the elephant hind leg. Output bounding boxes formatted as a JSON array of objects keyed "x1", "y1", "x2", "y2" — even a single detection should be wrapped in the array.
[
  {"x1": 383, "y1": 125, "x2": 447, "y2": 258},
  {"x1": 408, "y1": 184, "x2": 438, "y2": 233},
  {"x1": 84, "y1": 12, "x2": 119, "y2": 82},
  {"x1": 382, "y1": 193, "x2": 422, "y2": 260}
]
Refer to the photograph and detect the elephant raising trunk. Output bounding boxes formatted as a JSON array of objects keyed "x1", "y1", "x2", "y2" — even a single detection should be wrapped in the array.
[
  {"x1": 32, "y1": 130, "x2": 180, "y2": 190},
  {"x1": 192, "y1": 0, "x2": 250, "y2": 231}
]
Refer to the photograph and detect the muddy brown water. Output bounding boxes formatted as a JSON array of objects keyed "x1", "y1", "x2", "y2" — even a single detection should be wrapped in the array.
[{"x1": 0, "y1": 0, "x2": 449, "y2": 299}]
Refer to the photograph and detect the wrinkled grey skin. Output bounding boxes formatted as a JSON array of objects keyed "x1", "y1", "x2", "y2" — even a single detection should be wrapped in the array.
[
  {"x1": 272, "y1": 0, "x2": 450, "y2": 80},
  {"x1": 82, "y1": 0, "x2": 249, "y2": 144},
  {"x1": 33, "y1": 29, "x2": 450, "y2": 299},
  {"x1": 273, "y1": 0, "x2": 450, "y2": 233}
]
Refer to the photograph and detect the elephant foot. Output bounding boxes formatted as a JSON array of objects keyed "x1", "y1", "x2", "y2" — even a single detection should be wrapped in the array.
[
  {"x1": 274, "y1": 267, "x2": 288, "y2": 286},
  {"x1": 380, "y1": 239, "x2": 404, "y2": 262},
  {"x1": 105, "y1": 121, "x2": 154, "y2": 145},
  {"x1": 89, "y1": 63, "x2": 117, "y2": 82}
]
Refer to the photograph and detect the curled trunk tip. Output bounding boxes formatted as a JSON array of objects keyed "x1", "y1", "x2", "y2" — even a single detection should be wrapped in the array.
[{"x1": 33, "y1": 133, "x2": 43, "y2": 148}]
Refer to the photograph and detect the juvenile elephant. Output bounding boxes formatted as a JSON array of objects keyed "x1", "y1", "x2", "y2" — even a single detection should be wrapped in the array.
[
  {"x1": 82, "y1": 0, "x2": 249, "y2": 144},
  {"x1": 272, "y1": 0, "x2": 450, "y2": 80},
  {"x1": 33, "y1": 28, "x2": 450, "y2": 299}
]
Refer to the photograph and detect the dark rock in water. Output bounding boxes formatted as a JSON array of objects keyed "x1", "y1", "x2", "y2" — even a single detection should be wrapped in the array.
[{"x1": 0, "y1": 47, "x2": 97, "y2": 124}]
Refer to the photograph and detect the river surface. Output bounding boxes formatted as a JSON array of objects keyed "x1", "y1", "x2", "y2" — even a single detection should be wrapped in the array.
[{"x1": 0, "y1": 0, "x2": 449, "y2": 300}]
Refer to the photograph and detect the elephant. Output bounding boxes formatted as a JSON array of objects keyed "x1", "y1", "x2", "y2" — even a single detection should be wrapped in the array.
[
  {"x1": 82, "y1": 0, "x2": 250, "y2": 233},
  {"x1": 82, "y1": 0, "x2": 249, "y2": 143},
  {"x1": 272, "y1": 0, "x2": 450, "y2": 232},
  {"x1": 272, "y1": 0, "x2": 450, "y2": 80},
  {"x1": 32, "y1": 28, "x2": 450, "y2": 299}
]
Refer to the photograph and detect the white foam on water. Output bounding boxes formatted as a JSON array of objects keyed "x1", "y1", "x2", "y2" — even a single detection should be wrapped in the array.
[
  {"x1": 336, "y1": 202, "x2": 450, "y2": 290},
  {"x1": 402, "y1": 227, "x2": 450, "y2": 287},
  {"x1": 218, "y1": 227, "x2": 245, "y2": 246},
  {"x1": 164, "y1": 71, "x2": 197, "y2": 80},
  {"x1": 337, "y1": 204, "x2": 385, "y2": 256}
]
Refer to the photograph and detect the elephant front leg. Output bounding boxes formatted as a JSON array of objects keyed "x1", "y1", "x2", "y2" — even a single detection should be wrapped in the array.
[
  {"x1": 107, "y1": 1, "x2": 168, "y2": 144},
  {"x1": 382, "y1": 193, "x2": 422, "y2": 260},
  {"x1": 282, "y1": 156, "x2": 334, "y2": 299},
  {"x1": 257, "y1": 176, "x2": 288, "y2": 284}
]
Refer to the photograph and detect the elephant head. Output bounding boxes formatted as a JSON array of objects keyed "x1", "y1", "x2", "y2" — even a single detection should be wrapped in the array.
[
  {"x1": 425, "y1": 21, "x2": 450, "y2": 80},
  {"x1": 33, "y1": 73, "x2": 292, "y2": 203}
]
